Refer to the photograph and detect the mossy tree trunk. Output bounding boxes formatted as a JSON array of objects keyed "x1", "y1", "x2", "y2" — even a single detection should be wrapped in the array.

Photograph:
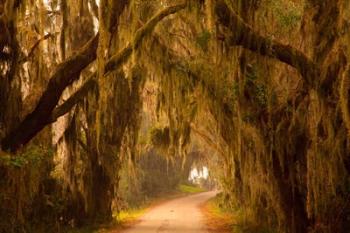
[{"x1": 212, "y1": 1, "x2": 350, "y2": 232}]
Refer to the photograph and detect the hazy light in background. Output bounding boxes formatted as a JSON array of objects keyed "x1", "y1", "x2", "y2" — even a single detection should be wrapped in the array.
[{"x1": 189, "y1": 166, "x2": 209, "y2": 183}]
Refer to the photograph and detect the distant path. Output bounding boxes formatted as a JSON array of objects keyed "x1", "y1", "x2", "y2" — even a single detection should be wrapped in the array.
[{"x1": 120, "y1": 191, "x2": 217, "y2": 233}]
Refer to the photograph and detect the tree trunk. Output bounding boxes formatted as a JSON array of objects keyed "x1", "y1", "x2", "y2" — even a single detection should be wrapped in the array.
[
  {"x1": 90, "y1": 151, "x2": 114, "y2": 223},
  {"x1": 272, "y1": 150, "x2": 308, "y2": 233}
]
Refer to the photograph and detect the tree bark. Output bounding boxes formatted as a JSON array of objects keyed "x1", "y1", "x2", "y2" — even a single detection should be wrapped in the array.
[{"x1": 272, "y1": 148, "x2": 309, "y2": 233}]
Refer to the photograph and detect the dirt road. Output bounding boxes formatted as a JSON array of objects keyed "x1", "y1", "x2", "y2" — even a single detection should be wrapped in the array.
[{"x1": 121, "y1": 191, "x2": 217, "y2": 233}]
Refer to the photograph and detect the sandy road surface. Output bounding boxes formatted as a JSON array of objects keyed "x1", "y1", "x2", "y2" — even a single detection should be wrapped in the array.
[{"x1": 120, "y1": 191, "x2": 217, "y2": 233}]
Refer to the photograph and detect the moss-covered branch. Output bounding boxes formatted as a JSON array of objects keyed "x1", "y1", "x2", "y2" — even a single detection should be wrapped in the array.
[
  {"x1": 104, "y1": 3, "x2": 187, "y2": 75},
  {"x1": 49, "y1": 3, "x2": 188, "y2": 123},
  {"x1": 0, "y1": 3, "x2": 186, "y2": 152},
  {"x1": 214, "y1": 0, "x2": 319, "y2": 86},
  {"x1": 190, "y1": 123, "x2": 226, "y2": 156},
  {"x1": 50, "y1": 75, "x2": 97, "y2": 123},
  {"x1": 20, "y1": 33, "x2": 54, "y2": 63},
  {"x1": 1, "y1": 34, "x2": 99, "y2": 152}
]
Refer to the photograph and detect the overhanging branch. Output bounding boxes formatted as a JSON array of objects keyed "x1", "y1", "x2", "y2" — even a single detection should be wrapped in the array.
[
  {"x1": 104, "y1": 3, "x2": 187, "y2": 75},
  {"x1": 1, "y1": 34, "x2": 99, "y2": 152},
  {"x1": 50, "y1": 75, "x2": 97, "y2": 123},
  {"x1": 49, "y1": 3, "x2": 188, "y2": 119},
  {"x1": 20, "y1": 33, "x2": 55, "y2": 63},
  {"x1": 215, "y1": 0, "x2": 319, "y2": 87},
  {"x1": 1, "y1": 3, "x2": 187, "y2": 152},
  {"x1": 190, "y1": 123, "x2": 226, "y2": 156}
]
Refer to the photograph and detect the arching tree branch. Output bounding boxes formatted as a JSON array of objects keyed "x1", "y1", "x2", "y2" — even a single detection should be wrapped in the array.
[
  {"x1": 1, "y1": 2, "x2": 187, "y2": 153},
  {"x1": 214, "y1": 0, "x2": 319, "y2": 87},
  {"x1": 20, "y1": 33, "x2": 55, "y2": 63},
  {"x1": 104, "y1": 3, "x2": 187, "y2": 75},
  {"x1": 50, "y1": 3, "x2": 188, "y2": 124},
  {"x1": 50, "y1": 75, "x2": 97, "y2": 123},
  {"x1": 190, "y1": 123, "x2": 226, "y2": 157},
  {"x1": 1, "y1": 34, "x2": 99, "y2": 152}
]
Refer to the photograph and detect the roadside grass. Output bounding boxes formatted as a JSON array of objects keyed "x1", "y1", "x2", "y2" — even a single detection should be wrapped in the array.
[
  {"x1": 65, "y1": 208, "x2": 147, "y2": 233},
  {"x1": 114, "y1": 208, "x2": 146, "y2": 223},
  {"x1": 202, "y1": 196, "x2": 235, "y2": 233},
  {"x1": 202, "y1": 195, "x2": 276, "y2": 233},
  {"x1": 111, "y1": 207, "x2": 148, "y2": 230},
  {"x1": 177, "y1": 183, "x2": 206, "y2": 194}
]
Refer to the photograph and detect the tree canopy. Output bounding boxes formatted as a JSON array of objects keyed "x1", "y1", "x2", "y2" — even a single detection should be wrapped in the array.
[{"x1": 0, "y1": 0, "x2": 350, "y2": 233}]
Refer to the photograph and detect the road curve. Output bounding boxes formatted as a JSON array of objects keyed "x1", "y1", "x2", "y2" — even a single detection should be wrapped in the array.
[{"x1": 121, "y1": 191, "x2": 217, "y2": 233}]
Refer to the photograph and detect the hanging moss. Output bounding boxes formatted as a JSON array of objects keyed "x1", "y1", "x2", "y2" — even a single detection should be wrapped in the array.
[
  {"x1": 149, "y1": 126, "x2": 170, "y2": 149},
  {"x1": 1, "y1": 1, "x2": 350, "y2": 233},
  {"x1": 340, "y1": 67, "x2": 350, "y2": 137}
]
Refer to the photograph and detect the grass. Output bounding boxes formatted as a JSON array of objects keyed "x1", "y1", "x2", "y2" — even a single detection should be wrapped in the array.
[
  {"x1": 114, "y1": 208, "x2": 146, "y2": 224},
  {"x1": 201, "y1": 196, "x2": 235, "y2": 233},
  {"x1": 177, "y1": 183, "x2": 206, "y2": 194},
  {"x1": 202, "y1": 195, "x2": 276, "y2": 233},
  {"x1": 65, "y1": 209, "x2": 147, "y2": 233}
]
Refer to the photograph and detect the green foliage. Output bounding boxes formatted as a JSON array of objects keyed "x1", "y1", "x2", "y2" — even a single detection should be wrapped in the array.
[
  {"x1": 231, "y1": 81, "x2": 239, "y2": 100},
  {"x1": 0, "y1": 154, "x2": 27, "y2": 168},
  {"x1": 0, "y1": 145, "x2": 53, "y2": 168},
  {"x1": 245, "y1": 65, "x2": 267, "y2": 107},
  {"x1": 177, "y1": 183, "x2": 205, "y2": 194},
  {"x1": 0, "y1": 145, "x2": 56, "y2": 233},
  {"x1": 196, "y1": 30, "x2": 211, "y2": 51},
  {"x1": 211, "y1": 194, "x2": 276, "y2": 233},
  {"x1": 206, "y1": 195, "x2": 233, "y2": 217},
  {"x1": 269, "y1": 0, "x2": 302, "y2": 30},
  {"x1": 278, "y1": 12, "x2": 301, "y2": 29},
  {"x1": 115, "y1": 208, "x2": 146, "y2": 223},
  {"x1": 254, "y1": 83, "x2": 267, "y2": 107}
]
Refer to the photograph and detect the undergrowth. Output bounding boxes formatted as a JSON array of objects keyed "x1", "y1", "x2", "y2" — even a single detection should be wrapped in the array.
[{"x1": 204, "y1": 193, "x2": 277, "y2": 233}]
